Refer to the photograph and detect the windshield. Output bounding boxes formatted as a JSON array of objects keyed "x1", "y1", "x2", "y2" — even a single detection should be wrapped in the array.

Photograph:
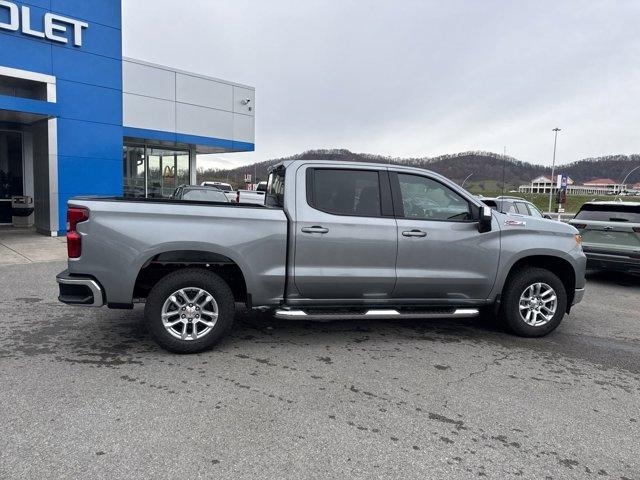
[{"x1": 527, "y1": 203, "x2": 543, "y2": 218}]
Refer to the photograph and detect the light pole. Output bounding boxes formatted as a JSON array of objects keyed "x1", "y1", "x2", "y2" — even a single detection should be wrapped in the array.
[
  {"x1": 461, "y1": 173, "x2": 473, "y2": 188},
  {"x1": 548, "y1": 128, "x2": 561, "y2": 213},
  {"x1": 619, "y1": 165, "x2": 640, "y2": 196}
]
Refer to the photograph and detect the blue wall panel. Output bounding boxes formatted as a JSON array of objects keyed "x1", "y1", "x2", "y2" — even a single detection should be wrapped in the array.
[
  {"x1": 57, "y1": 119, "x2": 123, "y2": 161},
  {"x1": 51, "y1": 0, "x2": 121, "y2": 29},
  {"x1": 0, "y1": 34, "x2": 53, "y2": 74},
  {"x1": 57, "y1": 156, "x2": 122, "y2": 195},
  {"x1": 16, "y1": 0, "x2": 51, "y2": 9},
  {"x1": 56, "y1": 80, "x2": 122, "y2": 124},
  {"x1": 0, "y1": 94, "x2": 60, "y2": 116},
  {"x1": 52, "y1": 47, "x2": 122, "y2": 89}
]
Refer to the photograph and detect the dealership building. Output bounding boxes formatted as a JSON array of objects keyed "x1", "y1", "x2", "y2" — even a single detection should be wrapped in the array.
[{"x1": 0, "y1": 0, "x2": 255, "y2": 234}]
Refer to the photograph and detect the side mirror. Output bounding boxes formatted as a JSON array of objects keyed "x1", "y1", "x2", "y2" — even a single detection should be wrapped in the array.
[
  {"x1": 543, "y1": 214, "x2": 552, "y2": 219},
  {"x1": 478, "y1": 205, "x2": 493, "y2": 233}
]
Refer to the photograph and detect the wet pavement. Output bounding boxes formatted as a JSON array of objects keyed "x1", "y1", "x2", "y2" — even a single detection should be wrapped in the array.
[{"x1": 0, "y1": 262, "x2": 638, "y2": 479}]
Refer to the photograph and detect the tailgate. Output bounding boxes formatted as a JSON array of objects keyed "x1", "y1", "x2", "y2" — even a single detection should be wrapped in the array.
[{"x1": 578, "y1": 222, "x2": 640, "y2": 250}]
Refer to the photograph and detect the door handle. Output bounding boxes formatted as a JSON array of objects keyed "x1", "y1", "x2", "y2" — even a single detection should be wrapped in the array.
[
  {"x1": 402, "y1": 229, "x2": 427, "y2": 238},
  {"x1": 301, "y1": 226, "x2": 329, "y2": 234}
]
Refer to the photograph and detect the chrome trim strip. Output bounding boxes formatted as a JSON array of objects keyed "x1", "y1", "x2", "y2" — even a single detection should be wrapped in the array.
[
  {"x1": 274, "y1": 308, "x2": 480, "y2": 320},
  {"x1": 453, "y1": 308, "x2": 480, "y2": 316},
  {"x1": 274, "y1": 309, "x2": 307, "y2": 317}
]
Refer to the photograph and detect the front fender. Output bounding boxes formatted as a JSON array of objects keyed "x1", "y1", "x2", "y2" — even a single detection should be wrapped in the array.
[{"x1": 489, "y1": 242, "x2": 585, "y2": 301}]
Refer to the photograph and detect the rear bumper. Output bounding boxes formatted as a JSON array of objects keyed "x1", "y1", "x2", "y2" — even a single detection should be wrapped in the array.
[
  {"x1": 584, "y1": 250, "x2": 640, "y2": 273},
  {"x1": 56, "y1": 270, "x2": 104, "y2": 307}
]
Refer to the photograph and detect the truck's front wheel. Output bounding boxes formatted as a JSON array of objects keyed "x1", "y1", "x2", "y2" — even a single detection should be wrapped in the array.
[
  {"x1": 145, "y1": 269, "x2": 235, "y2": 353},
  {"x1": 500, "y1": 267, "x2": 567, "y2": 337}
]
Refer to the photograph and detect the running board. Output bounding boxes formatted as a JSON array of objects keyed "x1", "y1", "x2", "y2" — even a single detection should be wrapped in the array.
[{"x1": 274, "y1": 308, "x2": 480, "y2": 321}]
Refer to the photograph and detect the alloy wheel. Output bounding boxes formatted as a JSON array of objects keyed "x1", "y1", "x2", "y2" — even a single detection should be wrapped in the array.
[
  {"x1": 518, "y1": 282, "x2": 557, "y2": 327},
  {"x1": 161, "y1": 287, "x2": 219, "y2": 341}
]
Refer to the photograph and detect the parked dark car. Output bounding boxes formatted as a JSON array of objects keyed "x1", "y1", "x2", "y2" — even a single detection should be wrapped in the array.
[
  {"x1": 569, "y1": 201, "x2": 640, "y2": 273},
  {"x1": 171, "y1": 185, "x2": 230, "y2": 203}
]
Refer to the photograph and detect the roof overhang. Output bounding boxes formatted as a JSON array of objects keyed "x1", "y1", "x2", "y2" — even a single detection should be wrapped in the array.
[
  {"x1": 123, "y1": 126, "x2": 254, "y2": 154},
  {"x1": 0, "y1": 95, "x2": 59, "y2": 124}
]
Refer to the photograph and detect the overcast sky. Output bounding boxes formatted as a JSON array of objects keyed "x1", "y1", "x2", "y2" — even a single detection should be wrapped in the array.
[{"x1": 122, "y1": 0, "x2": 640, "y2": 170}]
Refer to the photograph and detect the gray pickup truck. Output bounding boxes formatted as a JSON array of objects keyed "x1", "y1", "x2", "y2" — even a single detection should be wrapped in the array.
[{"x1": 57, "y1": 160, "x2": 586, "y2": 353}]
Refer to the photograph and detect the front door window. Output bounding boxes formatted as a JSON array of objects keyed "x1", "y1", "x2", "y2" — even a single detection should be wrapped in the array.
[
  {"x1": 397, "y1": 173, "x2": 472, "y2": 221},
  {"x1": 0, "y1": 131, "x2": 23, "y2": 224}
]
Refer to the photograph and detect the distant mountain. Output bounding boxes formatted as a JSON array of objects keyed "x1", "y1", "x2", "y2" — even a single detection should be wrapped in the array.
[
  {"x1": 197, "y1": 149, "x2": 640, "y2": 189},
  {"x1": 563, "y1": 155, "x2": 640, "y2": 184}
]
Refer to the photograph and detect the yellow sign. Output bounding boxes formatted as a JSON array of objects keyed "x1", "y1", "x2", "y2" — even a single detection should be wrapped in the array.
[{"x1": 163, "y1": 166, "x2": 175, "y2": 179}]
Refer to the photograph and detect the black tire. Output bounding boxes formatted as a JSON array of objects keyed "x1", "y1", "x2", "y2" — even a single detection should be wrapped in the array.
[
  {"x1": 499, "y1": 267, "x2": 567, "y2": 337},
  {"x1": 144, "y1": 268, "x2": 235, "y2": 353}
]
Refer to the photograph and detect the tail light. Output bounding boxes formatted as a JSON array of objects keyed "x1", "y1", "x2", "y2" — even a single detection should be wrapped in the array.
[
  {"x1": 67, "y1": 207, "x2": 89, "y2": 258},
  {"x1": 633, "y1": 227, "x2": 640, "y2": 236}
]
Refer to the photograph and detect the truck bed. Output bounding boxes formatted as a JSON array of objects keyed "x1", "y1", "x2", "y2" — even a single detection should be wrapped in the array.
[{"x1": 66, "y1": 196, "x2": 288, "y2": 307}]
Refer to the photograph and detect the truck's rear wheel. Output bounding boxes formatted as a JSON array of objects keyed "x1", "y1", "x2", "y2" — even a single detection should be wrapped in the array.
[
  {"x1": 145, "y1": 269, "x2": 235, "y2": 353},
  {"x1": 500, "y1": 267, "x2": 567, "y2": 337}
]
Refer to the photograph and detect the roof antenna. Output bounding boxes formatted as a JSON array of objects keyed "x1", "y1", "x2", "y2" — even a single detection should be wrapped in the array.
[{"x1": 501, "y1": 146, "x2": 507, "y2": 197}]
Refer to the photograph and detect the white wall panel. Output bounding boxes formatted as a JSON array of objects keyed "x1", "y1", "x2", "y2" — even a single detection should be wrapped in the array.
[
  {"x1": 176, "y1": 103, "x2": 233, "y2": 140},
  {"x1": 176, "y1": 74, "x2": 233, "y2": 111},
  {"x1": 123, "y1": 61, "x2": 175, "y2": 101},
  {"x1": 123, "y1": 93, "x2": 175, "y2": 133},
  {"x1": 233, "y1": 113, "x2": 255, "y2": 143},
  {"x1": 123, "y1": 58, "x2": 255, "y2": 146}
]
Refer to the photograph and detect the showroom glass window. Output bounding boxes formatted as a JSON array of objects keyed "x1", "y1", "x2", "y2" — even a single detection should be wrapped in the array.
[
  {"x1": 123, "y1": 145, "x2": 190, "y2": 198},
  {"x1": 397, "y1": 174, "x2": 471, "y2": 221}
]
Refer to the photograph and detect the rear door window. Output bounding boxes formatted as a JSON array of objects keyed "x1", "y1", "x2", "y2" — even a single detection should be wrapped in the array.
[{"x1": 309, "y1": 169, "x2": 382, "y2": 217}]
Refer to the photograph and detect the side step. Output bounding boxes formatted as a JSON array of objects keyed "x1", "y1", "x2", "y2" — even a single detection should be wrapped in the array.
[{"x1": 274, "y1": 308, "x2": 480, "y2": 321}]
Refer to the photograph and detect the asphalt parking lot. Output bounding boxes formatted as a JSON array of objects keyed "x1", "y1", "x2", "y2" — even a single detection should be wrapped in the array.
[{"x1": 0, "y1": 261, "x2": 638, "y2": 480}]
